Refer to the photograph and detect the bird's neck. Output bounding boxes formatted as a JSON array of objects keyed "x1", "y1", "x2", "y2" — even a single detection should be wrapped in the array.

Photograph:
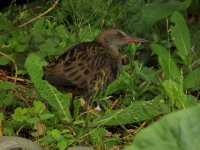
[
  {"x1": 95, "y1": 39, "x2": 120, "y2": 57},
  {"x1": 107, "y1": 45, "x2": 120, "y2": 56}
]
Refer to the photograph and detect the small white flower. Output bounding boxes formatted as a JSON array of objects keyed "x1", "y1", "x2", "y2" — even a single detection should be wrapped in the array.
[{"x1": 94, "y1": 105, "x2": 101, "y2": 111}]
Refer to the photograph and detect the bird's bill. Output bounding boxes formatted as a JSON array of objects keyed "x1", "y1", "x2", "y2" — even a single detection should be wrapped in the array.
[{"x1": 126, "y1": 36, "x2": 149, "y2": 43}]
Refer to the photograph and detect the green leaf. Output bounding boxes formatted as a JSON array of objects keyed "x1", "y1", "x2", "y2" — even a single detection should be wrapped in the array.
[
  {"x1": 73, "y1": 120, "x2": 85, "y2": 125},
  {"x1": 151, "y1": 44, "x2": 181, "y2": 81},
  {"x1": 31, "y1": 19, "x2": 48, "y2": 42},
  {"x1": 3, "y1": 97, "x2": 13, "y2": 105},
  {"x1": 163, "y1": 80, "x2": 188, "y2": 109},
  {"x1": 171, "y1": 11, "x2": 192, "y2": 65},
  {"x1": 32, "y1": 101, "x2": 45, "y2": 114},
  {"x1": 12, "y1": 108, "x2": 28, "y2": 122},
  {"x1": 106, "y1": 71, "x2": 135, "y2": 95},
  {"x1": 183, "y1": 67, "x2": 200, "y2": 89},
  {"x1": 126, "y1": 105, "x2": 200, "y2": 150},
  {"x1": 0, "y1": 81, "x2": 13, "y2": 90},
  {"x1": 134, "y1": 67, "x2": 159, "y2": 84},
  {"x1": 92, "y1": 95, "x2": 170, "y2": 126},
  {"x1": 125, "y1": 0, "x2": 192, "y2": 34},
  {"x1": 40, "y1": 114, "x2": 55, "y2": 120},
  {"x1": 8, "y1": 31, "x2": 31, "y2": 52},
  {"x1": 25, "y1": 53, "x2": 72, "y2": 120},
  {"x1": 0, "y1": 12, "x2": 12, "y2": 30},
  {"x1": 0, "y1": 112, "x2": 4, "y2": 121},
  {"x1": 50, "y1": 129, "x2": 61, "y2": 141},
  {"x1": 57, "y1": 139, "x2": 68, "y2": 150},
  {"x1": 38, "y1": 40, "x2": 58, "y2": 56},
  {"x1": 89, "y1": 128, "x2": 107, "y2": 146},
  {"x1": 0, "y1": 56, "x2": 10, "y2": 65},
  {"x1": 73, "y1": 98, "x2": 81, "y2": 119},
  {"x1": 26, "y1": 117, "x2": 40, "y2": 124}
]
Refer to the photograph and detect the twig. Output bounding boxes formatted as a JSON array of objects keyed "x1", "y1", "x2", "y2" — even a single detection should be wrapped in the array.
[
  {"x1": 0, "y1": 52, "x2": 17, "y2": 95},
  {"x1": 0, "y1": 72, "x2": 29, "y2": 82},
  {"x1": 7, "y1": 76, "x2": 29, "y2": 82},
  {"x1": 0, "y1": 0, "x2": 59, "y2": 35}
]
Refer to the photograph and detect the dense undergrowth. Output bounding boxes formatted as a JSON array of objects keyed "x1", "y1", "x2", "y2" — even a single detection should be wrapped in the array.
[{"x1": 0, "y1": 0, "x2": 200, "y2": 149}]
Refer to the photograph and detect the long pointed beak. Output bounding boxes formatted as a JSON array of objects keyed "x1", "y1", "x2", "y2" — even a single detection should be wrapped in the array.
[{"x1": 126, "y1": 36, "x2": 149, "y2": 43}]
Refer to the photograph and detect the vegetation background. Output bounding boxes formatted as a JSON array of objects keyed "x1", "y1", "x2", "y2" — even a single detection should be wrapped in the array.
[{"x1": 0, "y1": 0, "x2": 200, "y2": 149}]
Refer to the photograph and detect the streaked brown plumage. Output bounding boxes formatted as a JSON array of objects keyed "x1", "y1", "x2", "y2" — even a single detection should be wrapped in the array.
[{"x1": 44, "y1": 29, "x2": 147, "y2": 101}]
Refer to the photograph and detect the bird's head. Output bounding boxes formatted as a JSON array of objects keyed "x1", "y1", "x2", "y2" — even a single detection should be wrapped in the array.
[{"x1": 96, "y1": 29, "x2": 148, "y2": 55}]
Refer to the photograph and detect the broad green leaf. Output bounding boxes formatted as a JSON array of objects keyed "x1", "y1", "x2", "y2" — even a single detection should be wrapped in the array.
[
  {"x1": 171, "y1": 11, "x2": 192, "y2": 65},
  {"x1": 183, "y1": 67, "x2": 200, "y2": 89},
  {"x1": 126, "y1": 105, "x2": 200, "y2": 150},
  {"x1": 151, "y1": 44, "x2": 181, "y2": 81},
  {"x1": 25, "y1": 53, "x2": 71, "y2": 120},
  {"x1": 0, "y1": 56, "x2": 10, "y2": 65},
  {"x1": 92, "y1": 95, "x2": 170, "y2": 126},
  {"x1": 125, "y1": 0, "x2": 192, "y2": 34}
]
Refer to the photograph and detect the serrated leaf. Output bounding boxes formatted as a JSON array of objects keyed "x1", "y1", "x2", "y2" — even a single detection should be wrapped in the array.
[
  {"x1": 8, "y1": 31, "x2": 31, "y2": 52},
  {"x1": 126, "y1": 105, "x2": 200, "y2": 150},
  {"x1": 12, "y1": 108, "x2": 28, "y2": 122},
  {"x1": 183, "y1": 67, "x2": 200, "y2": 89},
  {"x1": 163, "y1": 80, "x2": 197, "y2": 109},
  {"x1": 25, "y1": 53, "x2": 71, "y2": 120},
  {"x1": 38, "y1": 40, "x2": 58, "y2": 56},
  {"x1": 50, "y1": 129, "x2": 61, "y2": 141},
  {"x1": 92, "y1": 96, "x2": 170, "y2": 126},
  {"x1": 171, "y1": 11, "x2": 192, "y2": 65},
  {"x1": 32, "y1": 101, "x2": 46, "y2": 114},
  {"x1": 151, "y1": 44, "x2": 181, "y2": 81}
]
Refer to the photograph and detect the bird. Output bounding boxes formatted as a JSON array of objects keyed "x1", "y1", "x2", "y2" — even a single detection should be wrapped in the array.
[{"x1": 44, "y1": 29, "x2": 148, "y2": 110}]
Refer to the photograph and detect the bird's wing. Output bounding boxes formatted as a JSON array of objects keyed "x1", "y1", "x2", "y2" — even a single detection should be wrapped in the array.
[{"x1": 44, "y1": 42, "x2": 115, "y2": 91}]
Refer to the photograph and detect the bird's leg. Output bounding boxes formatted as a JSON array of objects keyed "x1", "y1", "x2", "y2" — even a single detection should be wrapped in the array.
[
  {"x1": 82, "y1": 99, "x2": 89, "y2": 114},
  {"x1": 82, "y1": 97, "x2": 91, "y2": 128}
]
